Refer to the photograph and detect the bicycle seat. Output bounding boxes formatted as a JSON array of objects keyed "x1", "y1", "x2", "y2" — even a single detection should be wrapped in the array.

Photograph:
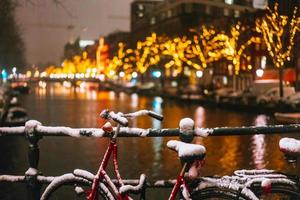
[
  {"x1": 167, "y1": 140, "x2": 206, "y2": 162},
  {"x1": 279, "y1": 137, "x2": 300, "y2": 156}
]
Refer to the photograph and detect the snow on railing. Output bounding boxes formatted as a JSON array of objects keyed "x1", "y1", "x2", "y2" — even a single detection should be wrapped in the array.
[
  {"x1": 1, "y1": 120, "x2": 300, "y2": 138},
  {"x1": 2, "y1": 119, "x2": 300, "y2": 199}
]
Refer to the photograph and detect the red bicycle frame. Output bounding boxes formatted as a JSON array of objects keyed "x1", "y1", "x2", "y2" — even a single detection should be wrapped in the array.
[
  {"x1": 168, "y1": 163, "x2": 189, "y2": 200},
  {"x1": 88, "y1": 125, "x2": 130, "y2": 200}
]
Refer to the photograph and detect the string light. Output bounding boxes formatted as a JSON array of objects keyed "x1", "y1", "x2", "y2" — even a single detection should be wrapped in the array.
[{"x1": 256, "y1": 3, "x2": 299, "y2": 68}]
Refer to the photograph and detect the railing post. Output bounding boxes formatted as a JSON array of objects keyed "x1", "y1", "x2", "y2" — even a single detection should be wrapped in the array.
[{"x1": 25, "y1": 120, "x2": 42, "y2": 200}]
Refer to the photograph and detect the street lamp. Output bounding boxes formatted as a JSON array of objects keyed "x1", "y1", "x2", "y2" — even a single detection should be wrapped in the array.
[
  {"x1": 196, "y1": 70, "x2": 203, "y2": 78},
  {"x1": 256, "y1": 69, "x2": 264, "y2": 77}
]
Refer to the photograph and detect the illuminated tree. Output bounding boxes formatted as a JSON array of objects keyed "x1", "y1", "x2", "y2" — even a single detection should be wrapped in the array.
[
  {"x1": 212, "y1": 23, "x2": 260, "y2": 75},
  {"x1": 135, "y1": 33, "x2": 166, "y2": 76},
  {"x1": 256, "y1": 3, "x2": 300, "y2": 96},
  {"x1": 190, "y1": 26, "x2": 226, "y2": 69},
  {"x1": 106, "y1": 42, "x2": 136, "y2": 79}
]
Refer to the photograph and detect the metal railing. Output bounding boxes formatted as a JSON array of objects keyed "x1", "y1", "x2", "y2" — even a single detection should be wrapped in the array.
[{"x1": 1, "y1": 120, "x2": 300, "y2": 199}]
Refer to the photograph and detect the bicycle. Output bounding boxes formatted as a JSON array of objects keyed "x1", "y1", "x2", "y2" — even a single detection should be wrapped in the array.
[
  {"x1": 41, "y1": 109, "x2": 242, "y2": 200},
  {"x1": 41, "y1": 109, "x2": 164, "y2": 200}
]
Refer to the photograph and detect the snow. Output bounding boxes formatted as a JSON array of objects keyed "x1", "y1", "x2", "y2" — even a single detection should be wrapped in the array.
[
  {"x1": 234, "y1": 169, "x2": 287, "y2": 179},
  {"x1": 279, "y1": 137, "x2": 300, "y2": 154},
  {"x1": 112, "y1": 111, "x2": 128, "y2": 126},
  {"x1": 194, "y1": 128, "x2": 212, "y2": 137},
  {"x1": 74, "y1": 186, "x2": 85, "y2": 195},
  {"x1": 119, "y1": 127, "x2": 150, "y2": 137},
  {"x1": 40, "y1": 173, "x2": 76, "y2": 200},
  {"x1": 100, "y1": 110, "x2": 128, "y2": 126},
  {"x1": 10, "y1": 97, "x2": 18, "y2": 104},
  {"x1": 36, "y1": 126, "x2": 105, "y2": 137},
  {"x1": 73, "y1": 169, "x2": 94, "y2": 181},
  {"x1": 0, "y1": 175, "x2": 24, "y2": 182},
  {"x1": 180, "y1": 184, "x2": 191, "y2": 200},
  {"x1": 179, "y1": 118, "x2": 194, "y2": 135},
  {"x1": 119, "y1": 174, "x2": 146, "y2": 194},
  {"x1": 124, "y1": 110, "x2": 150, "y2": 118},
  {"x1": 37, "y1": 176, "x2": 55, "y2": 183},
  {"x1": 167, "y1": 140, "x2": 206, "y2": 158},
  {"x1": 193, "y1": 169, "x2": 298, "y2": 200},
  {"x1": 0, "y1": 124, "x2": 153, "y2": 137},
  {"x1": 25, "y1": 168, "x2": 38, "y2": 176},
  {"x1": 241, "y1": 187, "x2": 259, "y2": 200},
  {"x1": 153, "y1": 179, "x2": 177, "y2": 186},
  {"x1": 0, "y1": 126, "x2": 25, "y2": 136},
  {"x1": 124, "y1": 110, "x2": 163, "y2": 120},
  {"x1": 25, "y1": 120, "x2": 41, "y2": 134},
  {"x1": 0, "y1": 175, "x2": 54, "y2": 183}
]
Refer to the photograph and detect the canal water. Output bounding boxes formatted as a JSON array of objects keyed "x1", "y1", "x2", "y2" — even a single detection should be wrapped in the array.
[{"x1": 1, "y1": 82, "x2": 300, "y2": 199}]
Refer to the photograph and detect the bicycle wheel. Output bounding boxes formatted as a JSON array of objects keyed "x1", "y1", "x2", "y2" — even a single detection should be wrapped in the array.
[
  {"x1": 252, "y1": 183, "x2": 300, "y2": 200},
  {"x1": 190, "y1": 186, "x2": 251, "y2": 200},
  {"x1": 40, "y1": 174, "x2": 116, "y2": 200}
]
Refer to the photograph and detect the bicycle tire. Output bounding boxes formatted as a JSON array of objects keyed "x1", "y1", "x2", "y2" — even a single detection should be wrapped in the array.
[
  {"x1": 40, "y1": 174, "x2": 116, "y2": 200},
  {"x1": 190, "y1": 186, "x2": 251, "y2": 200},
  {"x1": 253, "y1": 183, "x2": 300, "y2": 200}
]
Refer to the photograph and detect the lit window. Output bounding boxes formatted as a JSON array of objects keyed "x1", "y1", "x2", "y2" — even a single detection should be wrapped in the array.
[
  {"x1": 224, "y1": 8, "x2": 230, "y2": 16},
  {"x1": 138, "y1": 12, "x2": 144, "y2": 18},
  {"x1": 234, "y1": 10, "x2": 240, "y2": 18},
  {"x1": 225, "y1": 0, "x2": 234, "y2": 5},
  {"x1": 150, "y1": 17, "x2": 156, "y2": 25},
  {"x1": 138, "y1": 4, "x2": 144, "y2": 10}
]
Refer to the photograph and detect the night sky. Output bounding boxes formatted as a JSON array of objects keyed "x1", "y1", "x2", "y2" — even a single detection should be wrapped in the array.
[{"x1": 16, "y1": 0, "x2": 132, "y2": 66}]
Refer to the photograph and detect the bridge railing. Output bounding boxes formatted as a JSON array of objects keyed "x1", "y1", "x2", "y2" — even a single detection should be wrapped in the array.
[{"x1": 1, "y1": 120, "x2": 300, "y2": 199}]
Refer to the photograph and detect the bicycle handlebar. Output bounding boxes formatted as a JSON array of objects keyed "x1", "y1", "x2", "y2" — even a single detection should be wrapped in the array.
[
  {"x1": 100, "y1": 110, "x2": 129, "y2": 126},
  {"x1": 124, "y1": 110, "x2": 163, "y2": 121},
  {"x1": 100, "y1": 109, "x2": 163, "y2": 127}
]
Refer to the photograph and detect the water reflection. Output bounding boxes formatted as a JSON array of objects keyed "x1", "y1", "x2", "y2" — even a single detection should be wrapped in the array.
[
  {"x1": 86, "y1": 90, "x2": 97, "y2": 100},
  {"x1": 251, "y1": 115, "x2": 267, "y2": 169},
  {"x1": 108, "y1": 91, "x2": 115, "y2": 100},
  {"x1": 151, "y1": 97, "x2": 163, "y2": 175},
  {"x1": 219, "y1": 136, "x2": 240, "y2": 172},
  {"x1": 194, "y1": 106, "x2": 205, "y2": 128},
  {"x1": 151, "y1": 97, "x2": 163, "y2": 129},
  {"x1": 130, "y1": 93, "x2": 139, "y2": 108}
]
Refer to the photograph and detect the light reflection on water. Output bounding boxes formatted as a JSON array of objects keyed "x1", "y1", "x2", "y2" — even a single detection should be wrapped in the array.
[
  {"x1": 3, "y1": 82, "x2": 300, "y2": 198},
  {"x1": 251, "y1": 115, "x2": 267, "y2": 169},
  {"x1": 151, "y1": 96, "x2": 163, "y2": 176}
]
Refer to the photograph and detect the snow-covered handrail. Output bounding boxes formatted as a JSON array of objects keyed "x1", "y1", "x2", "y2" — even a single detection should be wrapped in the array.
[
  {"x1": 0, "y1": 173, "x2": 177, "y2": 188},
  {"x1": 1, "y1": 120, "x2": 300, "y2": 138}
]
